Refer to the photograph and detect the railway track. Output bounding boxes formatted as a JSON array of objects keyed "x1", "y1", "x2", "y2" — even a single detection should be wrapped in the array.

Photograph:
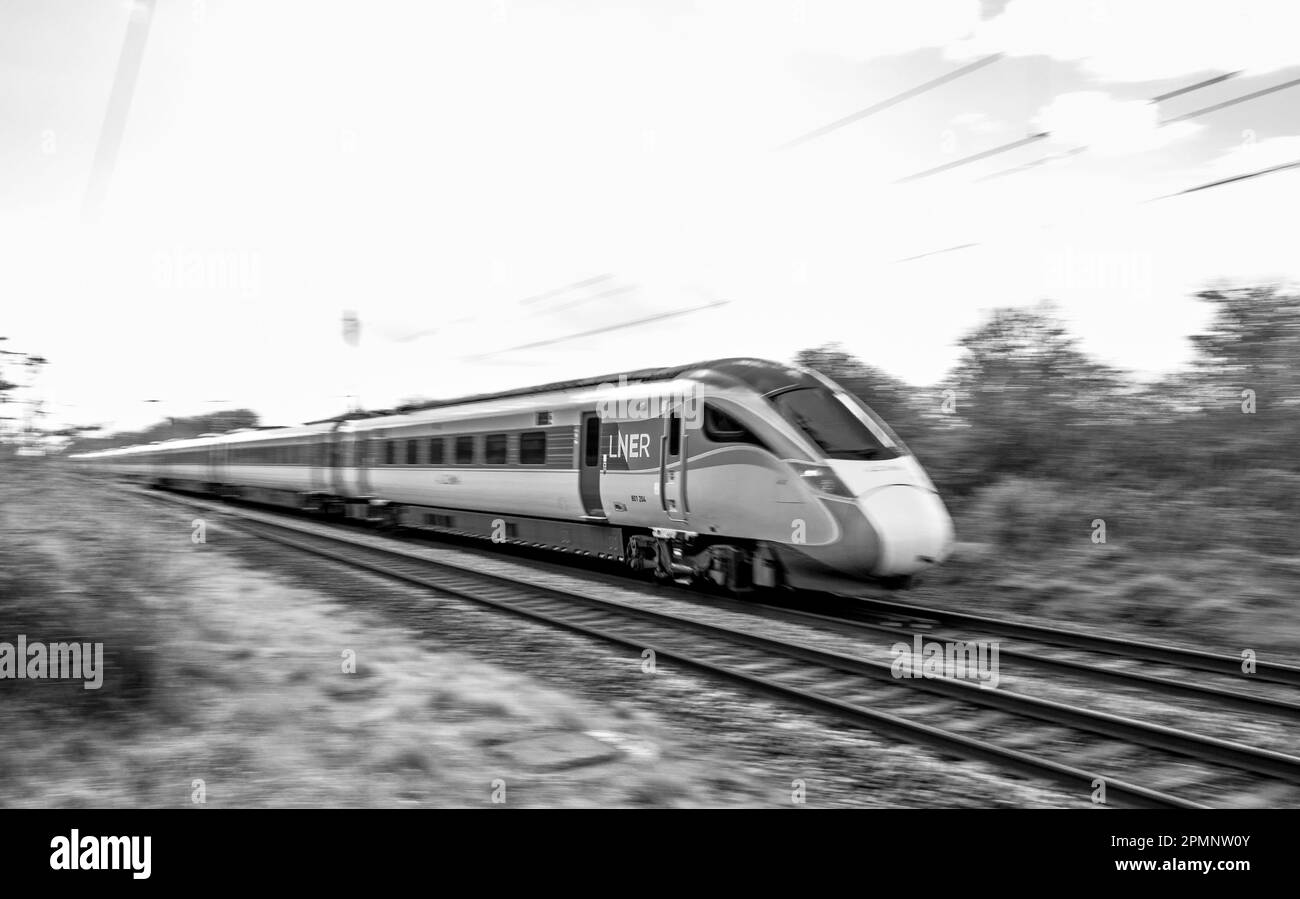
[
  {"x1": 117, "y1": 482, "x2": 1300, "y2": 809},
  {"x1": 448, "y1": 531, "x2": 1300, "y2": 722},
  {"x1": 699, "y1": 596, "x2": 1300, "y2": 721},
  {"x1": 779, "y1": 591, "x2": 1300, "y2": 687}
]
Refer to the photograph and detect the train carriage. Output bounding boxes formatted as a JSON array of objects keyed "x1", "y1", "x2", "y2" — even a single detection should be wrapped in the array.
[{"x1": 70, "y1": 358, "x2": 954, "y2": 593}]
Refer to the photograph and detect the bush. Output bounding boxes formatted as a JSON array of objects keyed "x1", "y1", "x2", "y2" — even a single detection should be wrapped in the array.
[
  {"x1": 958, "y1": 478, "x2": 1092, "y2": 554},
  {"x1": 957, "y1": 475, "x2": 1300, "y2": 559}
]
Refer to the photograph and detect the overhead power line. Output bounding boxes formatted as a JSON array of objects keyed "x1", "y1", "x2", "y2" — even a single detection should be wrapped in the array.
[
  {"x1": 778, "y1": 54, "x2": 1004, "y2": 150},
  {"x1": 393, "y1": 273, "x2": 619, "y2": 342},
  {"x1": 894, "y1": 242, "x2": 980, "y2": 264},
  {"x1": 900, "y1": 70, "x2": 1295, "y2": 184},
  {"x1": 517, "y1": 273, "x2": 615, "y2": 306},
  {"x1": 534, "y1": 284, "x2": 637, "y2": 315},
  {"x1": 1149, "y1": 71, "x2": 1241, "y2": 103},
  {"x1": 896, "y1": 132, "x2": 1050, "y2": 183},
  {"x1": 896, "y1": 155, "x2": 1300, "y2": 264},
  {"x1": 1148, "y1": 156, "x2": 1300, "y2": 200},
  {"x1": 1160, "y1": 74, "x2": 1300, "y2": 125},
  {"x1": 977, "y1": 145, "x2": 1088, "y2": 182},
  {"x1": 461, "y1": 299, "x2": 730, "y2": 361}
]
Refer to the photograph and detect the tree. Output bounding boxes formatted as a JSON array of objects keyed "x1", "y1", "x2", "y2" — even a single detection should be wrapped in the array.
[
  {"x1": 64, "y1": 409, "x2": 261, "y2": 454},
  {"x1": 1177, "y1": 285, "x2": 1300, "y2": 474},
  {"x1": 947, "y1": 304, "x2": 1121, "y2": 481},
  {"x1": 1190, "y1": 285, "x2": 1300, "y2": 408}
]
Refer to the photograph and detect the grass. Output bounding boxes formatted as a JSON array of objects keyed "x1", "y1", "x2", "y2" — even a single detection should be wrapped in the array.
[{"x1": 0, "y1": 462, "x2": 784, "y2": 807}]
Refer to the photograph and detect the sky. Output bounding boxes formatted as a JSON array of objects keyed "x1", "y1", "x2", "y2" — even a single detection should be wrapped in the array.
[{"x1": 2, "y1": 0, "x2": 1299, "y2": 434}]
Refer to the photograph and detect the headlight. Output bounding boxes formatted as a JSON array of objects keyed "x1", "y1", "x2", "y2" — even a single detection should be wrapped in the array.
[{"x1": 796, "y1": 463, "x2": 854, "y2": 498}]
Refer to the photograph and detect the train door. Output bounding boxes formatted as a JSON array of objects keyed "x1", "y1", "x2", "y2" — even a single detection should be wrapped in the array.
[
  {"x1": 309, "y1": 436, "x2": 328, "y2": 494},
  {"x1": 579, "y1": 412, "x2": 604, "y2": 517},
  {"x1": 326, "y1": 425, "x2": 342, "y2": 493},
  {"x1": 660, "y1": 409, "x2": 689, "y2": 524},
  {"x1": 353, "y1": 429, "x2": 371, "y2": 496},
  {"x1": 330, "y1": 425, "x2": 347, "y2": 496},
  {"x1": 331, "y1": 424, "x2": 367, "y2": 497}
]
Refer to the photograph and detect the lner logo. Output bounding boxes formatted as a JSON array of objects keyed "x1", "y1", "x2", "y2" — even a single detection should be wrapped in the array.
[{"x1": 609, "y1": 430, "x2": 653, "y2": 460}]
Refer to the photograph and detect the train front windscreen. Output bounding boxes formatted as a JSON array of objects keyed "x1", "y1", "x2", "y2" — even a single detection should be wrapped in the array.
[{"x1": 767, "y1": 387, "x2": 905, "y2": 461}]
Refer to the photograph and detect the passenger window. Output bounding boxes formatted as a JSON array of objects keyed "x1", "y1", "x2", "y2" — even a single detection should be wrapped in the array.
[
  {"x1": 406, "y1": 439, "x2": 419, "y2": 465},
  {"x1": 385, "y1": 440, "x2": 395, "y2": 465},
  {"x1": 485, "y1": 434, "x2": 507, "y2": 464},
  {"x1": 428, "y1": 438, "x2": 444, "y2": 464},
  {"x1": 455, "y1": 436, "x2": 475, "y2": 465},
  {"x1": 519, "y1": 431, "x2": 547, "y2": 464}
]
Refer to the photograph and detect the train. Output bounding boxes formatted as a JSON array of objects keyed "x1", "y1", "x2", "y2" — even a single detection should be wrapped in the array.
[{"x1": 69, "y1": 358, "x2": 954, "y2": 592}]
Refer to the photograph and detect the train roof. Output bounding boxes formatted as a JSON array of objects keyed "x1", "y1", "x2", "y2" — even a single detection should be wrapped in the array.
[
  {"x1": 71, "y1": 358, "x2": 824, "y2": 456},
  {"x1": 306, "y1": 357, "x2": 818, "y2": 424}
]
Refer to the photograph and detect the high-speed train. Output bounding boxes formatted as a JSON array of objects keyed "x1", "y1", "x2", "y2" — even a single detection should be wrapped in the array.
[{"x1": 70, "y1": 358, "x2": 954, "y2": 592}]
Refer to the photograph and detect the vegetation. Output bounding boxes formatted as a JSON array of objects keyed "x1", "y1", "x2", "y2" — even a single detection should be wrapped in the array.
[
  {"x1": 798, "y1": 284, "x2": 1300, "y2": 655},
  {"x1": 62, "y1": 408, "x2": 262, "y2": 454}
]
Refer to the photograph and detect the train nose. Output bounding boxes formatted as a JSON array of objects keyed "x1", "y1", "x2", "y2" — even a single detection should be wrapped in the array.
[{"x1": 860, "y1": 485, "x2": 954, "y2": 576}]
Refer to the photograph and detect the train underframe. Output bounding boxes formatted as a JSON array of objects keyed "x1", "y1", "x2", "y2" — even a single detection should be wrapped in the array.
[{"x1": 146, "y1": 475, "x2": 783, "y2": 592}]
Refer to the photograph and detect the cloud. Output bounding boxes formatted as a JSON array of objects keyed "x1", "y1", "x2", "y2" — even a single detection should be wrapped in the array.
[
  {"x1": 1035, "y1": 91, "x2": 1202, "y2": 156},
  {"x1": 773, "y1": 0, "x2": 982, "y2": 61},
  {"x1": 954, "y1": 0, "x2": 1300, "y2": 82},
  {"x1": 951, "y1": 111, "x2": 1006, "y2": 134},
  {"x1": 663, "y1": 0, "x2": 981, "y2": 64}
]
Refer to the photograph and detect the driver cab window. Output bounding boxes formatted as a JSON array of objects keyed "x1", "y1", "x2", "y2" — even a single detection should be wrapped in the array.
[{"x1": 702, "y1": 404, "x2": 764, "y2": 448}]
